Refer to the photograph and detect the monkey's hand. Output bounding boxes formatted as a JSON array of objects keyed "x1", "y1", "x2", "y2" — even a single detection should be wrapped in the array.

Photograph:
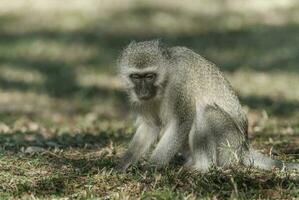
[
  {"x1": 149, "y1": 156, "x2": 165, "y2": 169},
  {"x1": 115, "y1": 155, "x2": 132, "y2": 172},
  {"x1": 116, "y1": 121, "x2": 159, "y2": 172},
  {"x1": 150, "y1": 120, "x2": 191, "y2": 167},
  {"x1": 115, "y1": 149, "x2": 138, "y2": 172},
  {"x1": 115, "y1": 164, "x2": 128, "y2": 173}
]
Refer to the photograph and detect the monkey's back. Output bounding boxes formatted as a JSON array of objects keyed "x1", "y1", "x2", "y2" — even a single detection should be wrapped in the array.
[{"x1": 169, "y1": 47, "x2": 248, "y2": 137}]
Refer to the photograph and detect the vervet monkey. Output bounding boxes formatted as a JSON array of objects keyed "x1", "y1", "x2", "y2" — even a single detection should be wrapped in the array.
[{"x1": 117, "y1": 40, "x2": 299, "y2": 172}]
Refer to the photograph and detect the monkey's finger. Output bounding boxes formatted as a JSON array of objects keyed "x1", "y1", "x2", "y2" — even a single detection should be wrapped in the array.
[{"x1": 115, "y1": 162, "x2": 130, "y2": 173}]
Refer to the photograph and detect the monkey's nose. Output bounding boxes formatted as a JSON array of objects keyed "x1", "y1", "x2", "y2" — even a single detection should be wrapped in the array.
[{"x1": 138, "y1": 94, "x2": 151, "y2": 100}]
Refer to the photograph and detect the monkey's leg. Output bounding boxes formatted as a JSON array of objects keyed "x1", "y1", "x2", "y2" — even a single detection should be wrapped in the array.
[
  {"x1": 180, "y1": 140, "x2": 193, "y2": 168},
  {"x1": 150, "y1": 119, "x2": 192, "y2": 167},
  {"x1": 117, "y1": 122, "x2": 159, "y2": 172},
  {"x1": 190, "y1": 103, "x2": 246, "y2": 171},
  {"x1": 189, "y1": 105, "x2": 217, "y2": 172}
]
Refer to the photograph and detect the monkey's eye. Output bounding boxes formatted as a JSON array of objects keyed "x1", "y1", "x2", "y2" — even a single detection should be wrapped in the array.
[
  {"x1": 145, "y1": 73, "x2": 156, "y2": 81},
  {"x1": 130, "y1": 74, "x2": 140, "y2": 81}
]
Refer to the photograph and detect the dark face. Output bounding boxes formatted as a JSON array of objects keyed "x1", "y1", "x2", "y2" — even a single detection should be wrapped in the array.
[{"x1": 129, "y1": 72, "x2": 157, "y2": 100}]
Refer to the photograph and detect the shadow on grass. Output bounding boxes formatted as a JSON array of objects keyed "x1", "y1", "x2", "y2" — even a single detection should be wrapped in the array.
[
  {"x1": 1, "y1": 23, "x2": 299, "y2": 73},
  {"x1": 0, "y1": 56, "x2": 80, "y2": 97},
  {"x1": 240, "y1": 95, "x2": 299, "y2": 117},
  {"x1": 0, "y1": 130, "x2": 130, "y2": 152}
]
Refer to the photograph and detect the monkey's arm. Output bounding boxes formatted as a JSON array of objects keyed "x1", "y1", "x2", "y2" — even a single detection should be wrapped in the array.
[
  {"x1": 150, "y1": 119, "x2": 192, "y2": 167},
  {"x1": 117, "y1": 121, "x2": 159, "y2": 172}
]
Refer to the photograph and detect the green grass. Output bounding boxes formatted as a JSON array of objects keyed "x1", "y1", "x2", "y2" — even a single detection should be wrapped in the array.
[{"x1": 0, "y1": 1, "x2": 299, "y2": 199}]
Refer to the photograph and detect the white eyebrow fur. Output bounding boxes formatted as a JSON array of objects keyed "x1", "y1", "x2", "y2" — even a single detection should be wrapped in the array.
[{"x1": 124, "y1": 66, "x2": 159, "y2": 74}]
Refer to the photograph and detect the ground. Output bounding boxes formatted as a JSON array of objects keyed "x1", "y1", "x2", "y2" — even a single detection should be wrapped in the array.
[{"x1": 0, "y1": 0, "x2": 299, "y2": 199}]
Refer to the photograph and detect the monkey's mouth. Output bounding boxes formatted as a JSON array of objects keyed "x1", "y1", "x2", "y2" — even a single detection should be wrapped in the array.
[
  {"x1": 138, "y1": 95, "x2": 154, "y2": 101},
  {"x1": 134, "y1": 87, "x2": 157, "y2": 101}
]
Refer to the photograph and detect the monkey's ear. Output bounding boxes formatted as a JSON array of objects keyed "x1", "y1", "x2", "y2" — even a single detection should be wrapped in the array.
[
  {"x1": 162, "y1": 48, "x2": 171, "y2": 60},
  {"x1": 153, "y1": 39, "x2": 160, "y2": 46},
  {"x1": 128, "y1": 40, "x2": 137, "y2": 48},
  {"x1": 158, "y1": 41, "x2": 171, "y2": 59}
]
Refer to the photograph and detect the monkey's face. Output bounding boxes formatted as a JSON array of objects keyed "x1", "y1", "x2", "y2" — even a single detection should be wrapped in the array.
[
  {"x1": 129, "y1": 72, "x2": 157, "y2": 101},
  {"x1": 118, "y1": 40, "x2": 169, "y2": 103}
]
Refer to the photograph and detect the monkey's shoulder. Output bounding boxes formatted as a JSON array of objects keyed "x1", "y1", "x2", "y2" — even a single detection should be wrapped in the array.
[
  {"x1": 169, "y1": 47, "x2": 221, "y2": 73},
  {"x1": 169, "y1": 46, "x2": 198, "y2": 61},
  {"x1": 169, "y1": 46, "x2": 210, "y2": 61}
]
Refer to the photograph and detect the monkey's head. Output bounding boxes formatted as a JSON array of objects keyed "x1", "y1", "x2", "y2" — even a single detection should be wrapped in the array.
[{"x1": 118, "y1": 40, "x2": 170, "y2": 103}]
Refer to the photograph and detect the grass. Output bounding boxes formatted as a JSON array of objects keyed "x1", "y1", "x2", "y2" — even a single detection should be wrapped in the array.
[{"x1": 0, "y1": 0, "x2": 299, "y2": 199}]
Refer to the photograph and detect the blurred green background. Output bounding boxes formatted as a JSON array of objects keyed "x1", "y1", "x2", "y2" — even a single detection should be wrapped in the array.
[
  {"x1": 0, "y1": 0, "x2": 299, "y2": 121},
  {"x1": 0, "y1": 0, "x2": 299, "y2": 199},
  {"x1": 0, "y1": 0, "x2": 299, "y2": 123}
]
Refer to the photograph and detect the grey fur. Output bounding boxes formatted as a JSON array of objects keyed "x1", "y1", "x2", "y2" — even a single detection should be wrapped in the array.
[{"x1": 117, "y1": 40, "x2": 299, "y2": 172}]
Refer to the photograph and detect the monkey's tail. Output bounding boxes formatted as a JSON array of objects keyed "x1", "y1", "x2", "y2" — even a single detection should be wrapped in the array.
[{"x1": 244, "y1": 149, "x2": 299, "y2": 171}]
